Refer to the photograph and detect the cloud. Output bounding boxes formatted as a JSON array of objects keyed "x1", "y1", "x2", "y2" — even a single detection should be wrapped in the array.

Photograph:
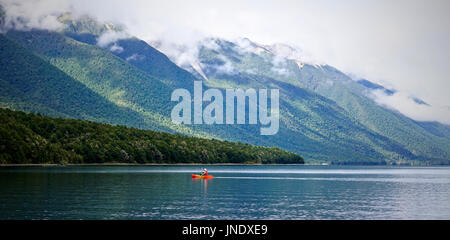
[
  {"x1": 266, "y1": 43, "x2": 323, "y2": 67},
  {"x1": 149, "y1": 37, "x2": 223, "y2": 78},
  {"x1": 96, "y1": 30, "x2": 129, "y2": 48},
  {"x1": 109, "y1": 43, "x2": 123, "y2": 53},
  {"x1": 232, "y1": 37, "x2": 266, "y2": 55},
  {"x1": 154, "y1": 41, "x2": 201, "y2": 68},
  {"x1": 1, "y1": 0, "x2": 449, "y2": 124},
  {"x1": 0, "y1": 0, "x2": 67, "y2": 32},
  {"x1": 201, "y1": 38, "x2": 220, "y2": 51},
  {"x1": 199, "y1": 54, "x2": 237, "y2": 76},
  {"x1": 370, "y1": 89, "x2": 450, "y2": 125},
  {"x1": 270, "y1": 54, "x2": 291, "y2": 76},
  {"x1": 126, "y1": 53, "x2": 145, "y2": 61},
  {"x1": 214, "y1": 55, "x2": 237, "y2": 75}
]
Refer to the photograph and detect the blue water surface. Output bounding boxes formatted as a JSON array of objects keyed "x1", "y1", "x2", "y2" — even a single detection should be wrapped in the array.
[{"x1": 1, "y1": 165, "x2": 449, "y2": 219}]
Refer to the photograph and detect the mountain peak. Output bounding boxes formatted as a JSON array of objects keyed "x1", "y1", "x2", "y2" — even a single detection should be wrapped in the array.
[
  {"x1": 57, "y1": 12, "x2": 122, "y2": 35},
  {"x1": 233, "y1": 37, "x2": 271, "y2": 55}
]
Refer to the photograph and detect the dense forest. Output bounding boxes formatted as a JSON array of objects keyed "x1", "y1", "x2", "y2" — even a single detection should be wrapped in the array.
[{"x1": 0, "y1": 108, "x2": 304, "y2": 164}]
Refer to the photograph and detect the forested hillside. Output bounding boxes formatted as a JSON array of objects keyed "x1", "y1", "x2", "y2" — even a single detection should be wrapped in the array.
[
  {"x1": 0, "y1": 34, "x2": 160, "y2": 130},
  {"x1": 0, "y1": 108, "x2": 303, "y2": 164}
]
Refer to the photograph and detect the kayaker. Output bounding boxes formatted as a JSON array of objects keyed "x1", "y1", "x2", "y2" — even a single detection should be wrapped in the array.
[{"x1": 201, "y1": 168, "x2": 208, "y2": 176}]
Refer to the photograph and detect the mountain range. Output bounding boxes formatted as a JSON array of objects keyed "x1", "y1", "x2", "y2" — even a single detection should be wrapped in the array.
[{"x1": 1, "y1": 10, "x2": 449, "y2": 164}]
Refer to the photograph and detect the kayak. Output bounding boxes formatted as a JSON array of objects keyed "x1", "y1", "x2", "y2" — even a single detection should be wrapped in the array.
[{"x1": 191, "y1": 174, "x2": 214, "y2": 179}]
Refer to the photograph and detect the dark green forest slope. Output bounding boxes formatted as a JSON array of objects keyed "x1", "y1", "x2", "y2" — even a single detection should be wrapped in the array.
[
  {"x1": 0, "y1": 108, "x2": 303, "y2": 164},
  {"x1": 0, "y1": 34, "x2": 161, "y2": 130}
]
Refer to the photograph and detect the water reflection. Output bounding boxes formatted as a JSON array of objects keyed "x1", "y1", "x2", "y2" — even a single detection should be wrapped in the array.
[{"x1": 191, "y1": 178, "x2": 211, "y2": 196}]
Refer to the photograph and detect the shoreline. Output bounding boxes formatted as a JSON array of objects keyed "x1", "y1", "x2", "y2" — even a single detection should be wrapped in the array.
[
  {"x1": 1, "y1": 163, "x2": 448, "y2": 167},
  {"x1": 0, "y1": 163, "x2": 312, "y2": 167}
]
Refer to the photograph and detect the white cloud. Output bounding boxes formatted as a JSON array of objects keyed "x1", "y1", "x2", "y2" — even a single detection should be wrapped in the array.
[
  {"x1": 155, "y1": 41, "x2": 200, "y2": 68},
  {"x1": 0, "y1": 0, "x2": 67, "y2": 31},
  {"x1": 201, "y1": 38, "x2": 220, "y2": 51},
  {"x1": 266, "y1": 43, "x2": 323, "y2": 67},
  {"x1": 96, "y1": 30, "x2": 129, "y2": 48},
  {"x1": 109, "y1": 43, "x2": 123, "y2": 53},
  {"x1": 126, "y1": 53, "x2": 145, "y2": 61},
  {"x1": 271, "y1": 54, "x2": 291, "y2": 76},
  {"x1": 233, "y1": 37, "x2": 260, "y2": 54},
  {"x1": 213, "y1": 55, "x2": 237, "y2": 75},
  {"x1": 370, "y1": 89, "x2": 450, "y2": 125},
  {"x1": 1, "y1": 0, "x2": 449, "y2": 124}
]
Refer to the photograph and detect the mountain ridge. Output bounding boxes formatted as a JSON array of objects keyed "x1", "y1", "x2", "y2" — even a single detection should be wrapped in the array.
[
  {"x1": 1, "y1": 12, "x2": 449, "y2": 164},
  {"x1": 158, "y1": 37, "x2": 450, "y2": 163}
]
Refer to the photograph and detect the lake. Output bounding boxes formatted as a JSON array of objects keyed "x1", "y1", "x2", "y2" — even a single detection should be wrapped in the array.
[{"x1": 1, "y1": 165, "x2": 449, "y2": 219}]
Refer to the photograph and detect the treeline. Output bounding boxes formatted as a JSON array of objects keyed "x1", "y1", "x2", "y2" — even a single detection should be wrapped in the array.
[{"x1": 0, "y1": 108, "x2": 304, "y2": 164}]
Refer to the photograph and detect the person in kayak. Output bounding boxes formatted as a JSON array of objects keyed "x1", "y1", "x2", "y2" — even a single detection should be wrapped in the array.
[{"x1": 201, "y1": 168, "x2": 208, "y2": 176}]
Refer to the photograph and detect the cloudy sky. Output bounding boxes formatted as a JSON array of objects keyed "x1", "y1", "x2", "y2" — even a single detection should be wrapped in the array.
[{"x1": 1, "y1": 0, "x2": 449, "y2": 124}]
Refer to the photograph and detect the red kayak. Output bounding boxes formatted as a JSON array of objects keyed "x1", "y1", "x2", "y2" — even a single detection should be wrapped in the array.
[{"x1": 191, "y1": 174, "x2": 213, "y2": 179}]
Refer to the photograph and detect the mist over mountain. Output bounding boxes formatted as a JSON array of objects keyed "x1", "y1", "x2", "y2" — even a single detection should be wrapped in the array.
[
  {"x1": 1, "y1": 6, "x2": 449, "y2": 164},
  {"x1": 164, "y1": 36, "x2": 450, "y2": 163},
  {"x1": 2, "y1": 0, "x2": 450, "y2": 121}
]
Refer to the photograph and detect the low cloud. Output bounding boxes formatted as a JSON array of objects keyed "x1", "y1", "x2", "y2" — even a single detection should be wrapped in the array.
[
  {"x1": 96, "y1": 30, "x2": 129, "y2": 48},
  {"x1": 126, "y1": 53, "x2": 145, "y2": 61},
  {"x1": 0, "y1": 0, "x2": 67, "y2": 32},
  {"x1": 157, "y1": 41, "x2": 200, "y2": 68},
  {"x1": 270, "y1": 54, "x2": 291, "y2": 76},
  {"x1": 201, "y1": 38, "x2": 220, "y2": 51},
  {"x1": 266, "y1": 43, "x2": 324, "y2": 68},
  {"x1": 150, "y1": 38, "x2": 225, "y2": 78},
  {"x1": 1, "y1": 0, "x2": 449, "y2": 125},
  {"x1": 370, "y1": 89, "x2": 450, "y2": 125},
  {"x1": 233, "y1": 37, "x2": 266, "y2": 55},
  {"x1": 109, "y1": 43, "x2": 123, "y2": 53},
  {"x1": 214, "y1": 55, "x2": 237, "y2": 75}
]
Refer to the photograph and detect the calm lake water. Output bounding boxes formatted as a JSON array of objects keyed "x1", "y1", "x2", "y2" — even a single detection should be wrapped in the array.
[{"x1": 1, "y1": 165, "x2": 449, "y2": 219}]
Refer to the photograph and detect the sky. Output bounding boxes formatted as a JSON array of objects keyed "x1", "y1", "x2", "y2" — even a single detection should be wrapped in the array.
[{"x1": 1, "y1": 0, "x2": 449, "y2": 124}]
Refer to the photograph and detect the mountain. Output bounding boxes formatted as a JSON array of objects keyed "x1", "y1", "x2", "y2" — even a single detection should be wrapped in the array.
[
  {"x1": 0, "y1": 33, "x2": 155, "y2": 129},
  {"x1": 158, "y1": 38, "x2": 450, "y2": 164},
  {"x1": 56, "y1": 13, "x2": 194, "y2": 86},
  {"x1": 1, "y1": 18, "x2": 273, "y2": 150},
  {"x1": 4, "y1": 27, "x2": 276, "y2": 145},
  {"x1": 287, "y1": 58, "x2": 450, "y2": 163},
  {"x1": 54, "y1": 19, "x2": 409, "y2": 163},
  {"x1": 1, "y1": 12, "x2": 449, "y2": 164},
  {"x1": 57, "y1": 12, "x2": 123, "y2": 36},
  {"x1": 4, "y1": 29, "x2": 200, "y2": 134}
]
